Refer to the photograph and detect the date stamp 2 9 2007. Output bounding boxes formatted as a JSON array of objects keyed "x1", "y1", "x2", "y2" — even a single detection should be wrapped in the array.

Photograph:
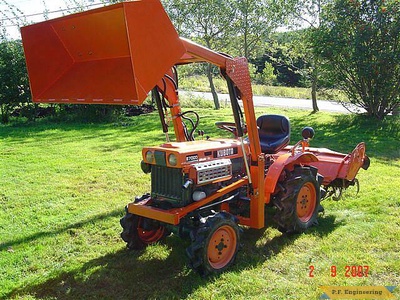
[{"x1": 309, "y1": 265, "x2": 369, "y2": 278}]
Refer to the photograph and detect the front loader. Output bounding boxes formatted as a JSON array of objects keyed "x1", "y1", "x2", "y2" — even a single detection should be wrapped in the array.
[{"x1": 21, "y1": 0, "x2": 369, "y2": 275}]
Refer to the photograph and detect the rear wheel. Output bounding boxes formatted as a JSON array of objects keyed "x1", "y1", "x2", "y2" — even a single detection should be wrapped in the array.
[
  {"x1": 273, "y1": 166, "x2": 323, "y2": 233},
  {"x1": 120, "y1": 211, "x2": 167, "y2": 250},
  {"x1": 186, "y1": 212, "x2": 241, "y2": 276}
]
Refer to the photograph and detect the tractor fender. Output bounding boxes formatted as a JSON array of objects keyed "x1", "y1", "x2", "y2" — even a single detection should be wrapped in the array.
[{"x1": 264, "y1": 152, "x2": 319, "y2": 202}]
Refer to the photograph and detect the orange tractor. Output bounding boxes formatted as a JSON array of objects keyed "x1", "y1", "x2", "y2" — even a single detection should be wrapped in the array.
[{"x1": 21, "y1": 0, "x2": 369, "y2": 275}]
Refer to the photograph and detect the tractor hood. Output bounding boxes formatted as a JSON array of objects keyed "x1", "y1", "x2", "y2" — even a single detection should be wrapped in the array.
[{"x1": 21, "y1": 0, "x2": 186, "y2": 105}]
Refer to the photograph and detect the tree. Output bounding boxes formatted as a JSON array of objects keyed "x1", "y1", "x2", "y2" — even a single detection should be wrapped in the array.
[
  {"x1": 271, "y1": 0, "x2": 329, "y2": 113},
  {"x1": 0, "y1": 0, "x2": 26, "y2": 39},
  {"x1": 164, "y1": 0, "x2": 236, "y2": 109},
  {"x1": 314, "y1": 0, "x2": 400, "y2": 119},
  {"x1": 164, "y1": 0, "x2": 280, "y2": 109},
  {"x1": 262, "y1": 31, "x2": 310, "y2": 87},
  {"x1": 0, "y1": 39, "x2": 30, "y2": 123},
  {"x1": 231, "y1": 0, "x2": 275, "y2": 59}
]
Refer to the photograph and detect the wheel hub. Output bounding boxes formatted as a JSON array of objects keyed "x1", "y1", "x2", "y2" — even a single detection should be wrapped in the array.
[
  {"x1": 216, "y1": 238, "x2": 227, "y2": 254},
  {"x1": 299, "y1": 197, "x2": 309, "y2": 208}
]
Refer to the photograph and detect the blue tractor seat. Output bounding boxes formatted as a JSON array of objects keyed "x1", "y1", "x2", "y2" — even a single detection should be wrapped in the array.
[{"x1": 257, "y1": 114, "x2": 290, "y2": 154}]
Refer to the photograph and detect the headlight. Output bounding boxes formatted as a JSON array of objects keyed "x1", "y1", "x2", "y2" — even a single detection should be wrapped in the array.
[
  {"x1": 145, "y1": 150, "x2": 154, "y2": 163},
  {"x1": 168, "y1": 153, "x2": 178, "y2": 166},
  {"x1": 140, "y1": 160, "x2": 151, "y2": 174}
]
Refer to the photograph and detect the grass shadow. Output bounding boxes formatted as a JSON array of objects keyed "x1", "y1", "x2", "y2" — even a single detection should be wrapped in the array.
[
  {"x1": 0, "y1": 209, "x2": 122, "y2": 252},
  {"x1": 7, "y1": 237, "x2": 208, "y2": 299},
  {"x1": 308, "y1": 213, "x2": 345, "y2": 237},
  {"x1": 6, "y1": 213, "x2": 344, "y2": 299},
  {"x1": 233, "y1": 213, "x2": 342, "y2": 271}
]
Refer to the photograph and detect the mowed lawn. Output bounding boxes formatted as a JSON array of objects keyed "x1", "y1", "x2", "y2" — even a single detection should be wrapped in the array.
[{"x1": 0, "y1": 108, "x2": 399, "y2": 299}]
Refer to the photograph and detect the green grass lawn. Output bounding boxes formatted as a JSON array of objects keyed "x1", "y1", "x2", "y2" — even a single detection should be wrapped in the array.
[{"x1": 0, "y1": 108, "x2": 399, "y2": 299}]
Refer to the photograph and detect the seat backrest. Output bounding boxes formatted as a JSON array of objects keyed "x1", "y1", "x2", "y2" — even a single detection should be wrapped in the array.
[{"x1": 257, "y1": 115, "x2": 290, "y2": 153}]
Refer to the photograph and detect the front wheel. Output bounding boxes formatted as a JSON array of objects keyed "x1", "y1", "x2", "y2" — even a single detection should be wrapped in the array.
[
  {"x1": 186, "y1": 212, "x2": 241, "y2": 276},
  {"x1": 120, "y1": 211, "x2": 167, "y2": 250},
  {"x1": 273, "y1": 166, "x2": 323, "y2": 233}
]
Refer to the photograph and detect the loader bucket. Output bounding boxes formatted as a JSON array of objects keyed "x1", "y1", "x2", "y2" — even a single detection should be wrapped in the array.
[{"x1": 21, "y1": 0, "x2": 186, "y2": 105}]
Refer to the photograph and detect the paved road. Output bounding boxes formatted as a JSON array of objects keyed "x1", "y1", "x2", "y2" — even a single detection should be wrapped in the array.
[{"x1": 180, "y1": 91, "x2": 365, "y2": 114}]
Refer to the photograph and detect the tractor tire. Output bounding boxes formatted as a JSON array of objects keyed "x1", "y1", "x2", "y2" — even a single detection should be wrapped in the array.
[
  {"x1": 273, "y1": 166, "x2": 323, "y2": 234},
  {"x1": 186, "y1": 212, "x2": 241, "y2": 276},
  {"x1": 120, "y1": 211, "x2": 167, "y2": 250}
]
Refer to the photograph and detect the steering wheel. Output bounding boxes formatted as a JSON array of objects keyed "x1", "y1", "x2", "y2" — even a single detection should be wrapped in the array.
[{"x1": 215, "y1": 122, "x2": 247, "y2": 137}]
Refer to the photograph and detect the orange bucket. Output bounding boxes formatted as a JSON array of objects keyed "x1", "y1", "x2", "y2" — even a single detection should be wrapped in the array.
[{"x1": 21, "y1": 0, "x2": 186, "y2": 105}]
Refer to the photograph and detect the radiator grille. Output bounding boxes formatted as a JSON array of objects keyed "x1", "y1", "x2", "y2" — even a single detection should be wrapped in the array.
[
  {"x1": 151, "y1": 165, "x2": 183, "y2": 201},
  {"x1": 194, "y1": 159, "x2": 232, "y2": 184}
]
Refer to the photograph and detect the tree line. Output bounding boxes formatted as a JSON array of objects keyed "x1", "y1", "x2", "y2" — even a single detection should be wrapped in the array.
[{"x1": 0, "y1": 0, "x2": 399, "y2": 123}]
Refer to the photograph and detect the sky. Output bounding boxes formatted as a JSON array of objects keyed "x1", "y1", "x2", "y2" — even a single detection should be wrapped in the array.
[{"x1": 0, "y1": 0, "x2": 104, "y2": 39}]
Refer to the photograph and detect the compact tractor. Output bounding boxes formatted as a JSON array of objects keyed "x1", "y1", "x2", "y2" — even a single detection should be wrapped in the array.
[{"x1": 21, "y1": 0, "x2": 369, "y2": 275}]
